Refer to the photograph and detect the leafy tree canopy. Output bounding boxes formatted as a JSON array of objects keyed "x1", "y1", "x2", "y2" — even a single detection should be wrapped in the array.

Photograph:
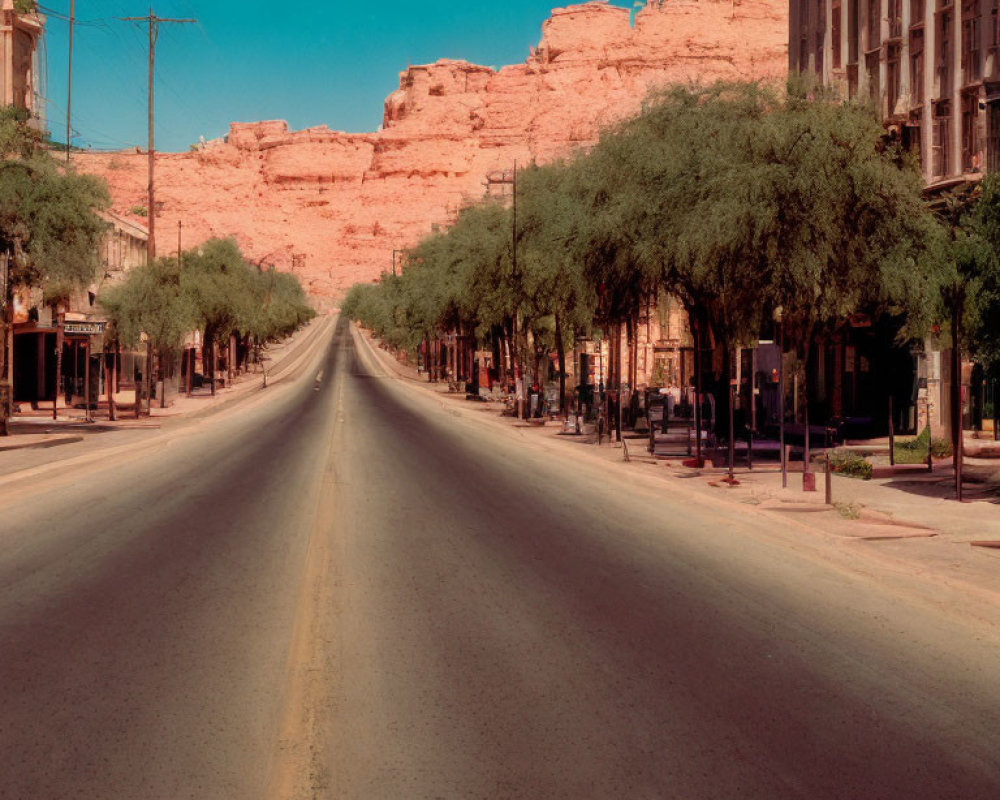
[{"x1": 0, "y1": 107, "x2": 110, "y2": 302}]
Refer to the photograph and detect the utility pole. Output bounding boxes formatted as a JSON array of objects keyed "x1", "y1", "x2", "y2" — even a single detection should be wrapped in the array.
[
  {"x1": 66, "y1": 0, "x2": 74, "y2": 162},
  {"x1": 119, "y1": 9, "x2": 196, "y2": 262}
]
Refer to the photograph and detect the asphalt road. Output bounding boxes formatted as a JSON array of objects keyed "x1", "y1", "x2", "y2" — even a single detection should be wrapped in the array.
[{"x1": 2, "y1": 316, "x2": 1000, "y2": 799}]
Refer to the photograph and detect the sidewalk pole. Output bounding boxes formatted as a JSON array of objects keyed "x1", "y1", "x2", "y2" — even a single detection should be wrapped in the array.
[
  {"x1": 54, "y1": 306, "x2": 64, "y2": 420},
  {"x1": 956, "y1": 428, "x2": 964, "y2": 502},
  {"x1": 694, "y1": 318, "x2": 703, "y2": 467},
  {"x1": 825, "y1": 451, "x2": 833, "y2": 505},
  {"x1": 84, "y1": 336, "x2": 91, "y2": 424},
  {"x1": 994, "y1": 377, "x2": 999, "y2": 441},
  {"x1": 727, "y1": 380, "x2": 736, "y2": 483},
  {"x1": 926, "y1": 400, "x2": 933, "y2": 473},
  {"x1": 888, "y1": 395, "x2": 895, "y2": 466},
  {"x1": 777, "y1": 311, "x2": 787, "y2": 488}
]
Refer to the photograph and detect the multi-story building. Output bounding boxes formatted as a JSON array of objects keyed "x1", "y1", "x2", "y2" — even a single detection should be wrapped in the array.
[
  {"x1": 0, "y1": 0, "x2": 44, "y2": 127},
  {"x1": 790, "y1": 0, "x2": 1000, "y2": 188}
]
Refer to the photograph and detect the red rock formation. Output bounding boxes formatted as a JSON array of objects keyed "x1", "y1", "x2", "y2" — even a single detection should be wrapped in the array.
[{"x1": 76, "y1": 0, "x2": 787, "y2": 302}]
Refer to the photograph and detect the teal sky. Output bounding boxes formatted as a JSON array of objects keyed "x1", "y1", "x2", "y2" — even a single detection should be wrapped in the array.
[{"x1": 37, "y1": 1, "x2": 638, "y2": 153}]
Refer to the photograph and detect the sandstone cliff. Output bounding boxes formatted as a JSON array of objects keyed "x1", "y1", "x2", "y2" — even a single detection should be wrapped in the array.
[{"x1": 78, "y1": 0, "x2": 788, "y2": 301}]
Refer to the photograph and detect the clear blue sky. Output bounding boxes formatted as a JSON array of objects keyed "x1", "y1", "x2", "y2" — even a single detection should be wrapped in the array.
[{"x1": 37, "y1": 1, "x2": 637, "y2": 153}]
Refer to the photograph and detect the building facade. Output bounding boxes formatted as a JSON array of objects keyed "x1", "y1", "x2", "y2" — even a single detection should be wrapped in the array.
[
  {"x1": 0, "y1": 0, "x2": 44, "y2": 127},
  {"x1": 12, "y1": 213, "x2": 149, "y2": 411},
  {"x1": 790, "y1": 0, "x2": 1000, "y2": 188}
]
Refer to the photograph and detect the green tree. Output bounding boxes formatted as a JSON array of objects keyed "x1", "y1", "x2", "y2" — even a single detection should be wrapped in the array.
[
  {"x1": 590, "y1": 82, "x2": 936, "y2": 453},
  {"x1": 516, "y1": 160, "x2": 597, "y2": 413},
  {"x1": 100, "y1": 257, "x2": 195, "y2": 350},
  {"x1": 0, "y1": 107, "x2": 110, "y2": 301}
]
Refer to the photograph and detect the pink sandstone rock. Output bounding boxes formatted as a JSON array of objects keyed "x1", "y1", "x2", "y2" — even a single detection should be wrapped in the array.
[{"x1": 75, "y1": 0, "x2": 788, "y2": 303}]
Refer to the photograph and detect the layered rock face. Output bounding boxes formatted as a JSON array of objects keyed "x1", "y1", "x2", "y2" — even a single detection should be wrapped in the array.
[{"x1": 77, "y1": 0, "x2": 787, "y2": 302}]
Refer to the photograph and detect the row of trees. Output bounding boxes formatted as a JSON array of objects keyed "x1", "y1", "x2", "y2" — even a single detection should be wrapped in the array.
[
  {"x1": 99, "y1": 237, "x2": 315, "y2": 391},
  {"x1": 0, "y1": 105, "x2": 314, "y2": 426},
  {"x1": 344, "y1": 81, "x2": 953, "y2": 429}
]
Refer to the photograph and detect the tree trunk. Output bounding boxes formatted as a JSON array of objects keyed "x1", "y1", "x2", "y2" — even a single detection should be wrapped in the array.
[
  {"x1": 54, "y1": 306, "x2": 64, "y2": 420},
  {"x1": 107, "y1": 346, "x2": 117, "y2": 422},
  {"x1": 719, "y1": 341, "x2": 733, "y2": 456},
  {"x1": 159, "y1": 346, "x2": 167, "y2": 409},
  {"x1": 209, "y1": 336, "x2": 217, "y2": 397},
  {"x1": 693, "y1": 315, "x2": 703, "y2": 465},
  {"x1": 555, "y1": 312, "x2": 567, "y2": 418},
  {"x1": 802, "y1": 331, "x2": 812, "y2": 476},
  {"x1": 614, "y1": 321, "x2": 623, "y2": 441},
  {"x1": 146, "y1": 339, "x2": 154, "y2": 415},
  {"x1": 512, "y1": 314, "x2": 523, "y2": 418},
  {"x1": 952, "y1": 293, "x2": 964, "y2": 501},
  {"x1": 0, "y1": 293, "x2": 10, "y2": 436}
]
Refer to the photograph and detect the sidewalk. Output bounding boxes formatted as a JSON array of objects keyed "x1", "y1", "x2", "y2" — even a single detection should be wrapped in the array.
[
  {"x1": 358, "y1": 326, "x2": 1000, "y2": 608},
  {"x1": 0, "y1": 315, "x2": 332, "y2": 453}
]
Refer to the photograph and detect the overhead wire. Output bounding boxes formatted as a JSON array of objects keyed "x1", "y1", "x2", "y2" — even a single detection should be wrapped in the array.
[{"x1": 42, "y1": 2, "x2": 201, "y2": 150}]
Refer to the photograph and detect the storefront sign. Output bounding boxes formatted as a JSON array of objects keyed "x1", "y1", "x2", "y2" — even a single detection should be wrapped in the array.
[{"x1": 63, "y1": 321, "x2": 106, "y2": 336}]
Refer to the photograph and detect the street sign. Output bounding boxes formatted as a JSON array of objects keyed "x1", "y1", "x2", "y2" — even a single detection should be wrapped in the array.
[{"x1": 63, "y1": 321, "x2": 106, "y2": 336}]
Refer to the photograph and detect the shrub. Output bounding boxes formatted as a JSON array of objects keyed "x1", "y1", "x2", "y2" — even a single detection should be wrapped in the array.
[
  {"x1": 930, "y1": 437, "x2": 953, "y2": 458},
  {"x1": 894, "y1": 427, "x2": 953, "y2": 462},
  {"x1": 829, "y1": 450, "x2": 873, "y2": 480}
]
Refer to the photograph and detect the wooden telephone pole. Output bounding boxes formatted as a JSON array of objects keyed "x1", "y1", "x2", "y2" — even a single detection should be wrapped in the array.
[
  {"x1": 119, "y1": 9, "x2": 194, "y2": 415},
  {"x1": 119, "y1": 8, "x2": 196, "y2": 263},
  {"x1": 66, "y1": 0, "x2": 74, "y2": 162}
]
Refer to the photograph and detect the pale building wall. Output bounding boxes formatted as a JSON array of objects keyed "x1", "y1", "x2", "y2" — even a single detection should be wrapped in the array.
[
  {"x1": 790, "y1": 0, "x2": 1000, "y2": 186},
  {"x1": 0, "y1": 1, "x2": 44, "y2": 123}
]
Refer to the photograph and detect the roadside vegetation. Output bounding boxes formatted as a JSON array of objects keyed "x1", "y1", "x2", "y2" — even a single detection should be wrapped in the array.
[
  {"x1": 100, "y1": 237, "x2": 314, "y2": 375},
  {"x1": 342, "y1": 80, "x2": 965, "y2": 426},
  {"x1": 828, "y1": 451, "x2": 873, "y2": 481},
  {"x1": 0, "y1": 106, "x2": 110, "y2": 303},
  {"x1": 893, "y1": 428, "x2": 954, "y2": 464}
]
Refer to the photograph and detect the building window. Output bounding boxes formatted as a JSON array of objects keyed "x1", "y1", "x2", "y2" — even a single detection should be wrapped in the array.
[
  {"x1": 888, "y1": 44, "x2": 903, "y2": 112},
  {"x1": 867, "y1": 50, "x2": 881, "y2": 102},
  {"x1": 868, "y1": 0, "x2": 881, "y2": 44},
  {"x1": 814, "y1": 0, "x2": 826, "y2": 73},
  {"x1": 986, "y1": 97, "x2": 1000, "y2": 172},
  {"x1": 849, "y1": 0, "x2": 860, "y2": 63},
  {"x1": 889, "y1": 0, "x2": 904, "y2": 38},
  {"x1": 962, "y1": 1, "x2": 982, "y2": 85},
  {"x1": 938, "y1": 9, "x2": 954, "y2": 98},
  {"x1": 833, "y1": 0, "x2": 843, "y2": 68},
  {"x1": 933, "y1": 101, "x2": 952, "y2": 177},
  {"x1": 912, "y1": 28, "x2": 926, "y2": 103},
  {"x1": 903, "y1": 121, "x2": 923, "y2": 162},
  {"x1": 912, "y1": 0, "x2": 926, "y2": 25},
  {"x1": 993, "y1": 0, "x2": 1000, "y2": 49},
  {"x1": 962, "y1": 90, "x2": 982, "y2": 171}
]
